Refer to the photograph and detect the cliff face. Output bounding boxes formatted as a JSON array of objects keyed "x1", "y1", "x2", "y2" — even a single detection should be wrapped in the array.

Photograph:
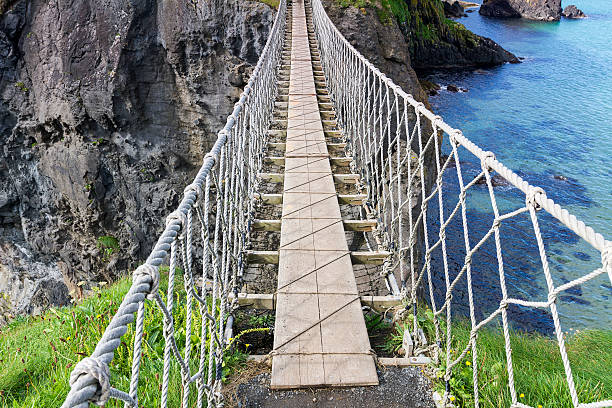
[
  {"x1": 0, "y1": 0, "x2": 274, "y2": 319},
  {"x1": 399, "y1": 0, "x2": 518, "y2": 70},
  {"x1": 480, "y1": 0, "x2": 562, "y2": 21},
  {"x1": 322, "y1": 0, "x2": 429, "y2": 103}
]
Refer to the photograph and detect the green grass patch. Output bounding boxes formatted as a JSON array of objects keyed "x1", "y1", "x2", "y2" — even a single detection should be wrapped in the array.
[
  {"x1": 248, "y1": 0, "x2": 280, "y2": 8},
  {"x1": 0, "y1": 271, "x2": 248, "y2": 407},
  {"x1": 384, "y1": 307, "x2": 612, "y2": 407},
  {"x1": 440, "y1": 322, "x2": 612, "y2": 407}
]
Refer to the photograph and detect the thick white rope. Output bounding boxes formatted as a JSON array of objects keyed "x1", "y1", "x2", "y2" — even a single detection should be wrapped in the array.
[
  {"x1": 60, "y1": 1, "x2": 288, "y2": 407},
  {"x1": 309, "y1": 0, "x2": 611, "y2": 407}
]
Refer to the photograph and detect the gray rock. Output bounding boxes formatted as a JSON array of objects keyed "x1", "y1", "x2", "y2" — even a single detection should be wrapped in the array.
[
  {"x1": 443, "y1": 0, "x2": 466, "y2": 18},
  {"x1": 0, "y1": 0, "x2": 274, "y2": 319},
  {"x1": 480, "y1": 0, "x2": 562, "y2": 21},
  {"x1": 562, "y1": 5, "x2": 587, "y2": 18}
]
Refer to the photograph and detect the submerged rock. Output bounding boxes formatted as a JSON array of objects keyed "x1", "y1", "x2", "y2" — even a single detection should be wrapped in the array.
[
  {"x1": 475, "y1": 174, "x2": 509, "y2": 187},
  {"x1": 562, "y1": 5, "x2": 587, "y2": 19},
  {"x1": 447, "y1": 84, "x2": 460, "y2": 92},
  {"x1": 480, "y1": 0, "x2": 562, "y2": 21}
]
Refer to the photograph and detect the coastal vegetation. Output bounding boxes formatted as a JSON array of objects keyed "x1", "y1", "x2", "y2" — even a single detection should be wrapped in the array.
[
  {"x1": 0, "y1": 271, "x2": 251, "y2": 407},
  {"x1": 4, "y1": 272, "x2": 607, "y2": 407},
  {"x1": 380, "y1": 307, "x2": 612, "y2": 407}
]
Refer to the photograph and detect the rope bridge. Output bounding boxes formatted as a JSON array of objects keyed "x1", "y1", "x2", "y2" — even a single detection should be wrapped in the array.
[{"x1": 61, "y1": 0, "x2": 611, "y2": 406}]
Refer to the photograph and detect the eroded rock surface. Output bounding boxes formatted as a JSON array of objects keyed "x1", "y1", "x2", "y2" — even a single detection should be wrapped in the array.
[
  {"x1": 562, "y1": 5, "x2": 586, "y2": 18},
  {"x1": 480, "y1": 0, "x2": 562, "y2": 21},
  {"x1": 0, "y1": 0, "x2": 274, "y2": 319}
]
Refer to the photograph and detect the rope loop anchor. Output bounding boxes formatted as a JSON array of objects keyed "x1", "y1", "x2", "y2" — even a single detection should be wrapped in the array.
[
  {"x1": 481, "y1": 151, "x2": 496, "y2": 172},
  {"x1": 69, "y1": 357, "x2": 111, "y2": 407},
  {"x1": 449, "y1": 130, "x2": 462, "y2": 148},
  {"x1": 526, "y1": 187, "x2": 546, "y2": 211},
  {"x1": 133, "y1": 264, "x2": 160, "y2": 300}
]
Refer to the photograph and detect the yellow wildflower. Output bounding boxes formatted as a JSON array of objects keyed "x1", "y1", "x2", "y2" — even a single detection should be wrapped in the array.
[
  {"x1": 450, "y1": 396, "x2": 455, "y2": 402},
  {"x1": 520, "y1": 393, "x2": 525, "y2": 398},
  {"x1": 465, "y1": 361, "x2": 471, "y2": 366}
]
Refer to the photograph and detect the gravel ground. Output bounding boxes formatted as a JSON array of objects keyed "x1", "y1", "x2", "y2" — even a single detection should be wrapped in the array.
[{"x1": 232, "y1": 366, "x2": 436, "y2": 408}]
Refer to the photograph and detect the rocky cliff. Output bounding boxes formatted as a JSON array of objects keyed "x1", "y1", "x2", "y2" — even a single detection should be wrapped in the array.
[
  {"x1": 0, "y1": 0, "x2": 274, "y2": 320},
  {"x1": 480, "y1": 0, "x2": 562, "y2": 21},
  {"x1": 400, "y1": 0, "x2": 518, "y2": 70},
  {"x1": 0, "y1": 0, "x2": 518, "y2": 321}
]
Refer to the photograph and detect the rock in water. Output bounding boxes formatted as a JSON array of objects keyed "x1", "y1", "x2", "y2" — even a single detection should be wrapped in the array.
[
  {"x1": 562, "y1": 5, "x2": 587, "y2": 18},
  {"x1": 480, "y1": 0, "x2": 562, "y2": 21},
  {"x1": 447, "y1": 84, "x2": 460, "y2": 92},
  {"x1": 442, "y1": 0, "x2": 465, "y2": 18}
]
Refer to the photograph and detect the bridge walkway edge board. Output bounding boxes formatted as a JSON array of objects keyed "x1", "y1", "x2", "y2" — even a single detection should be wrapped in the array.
[{"x1": 270, "y1": 0, "x2": 379, "y2": 390}]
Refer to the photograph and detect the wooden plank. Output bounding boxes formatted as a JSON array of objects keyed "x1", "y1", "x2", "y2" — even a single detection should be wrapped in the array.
[
  {"x1": 360, "y1": 295, "x2": 403, "y2": 312},
  {"x1": 246, "y1": 250, "x2": 391, "y2": 265},
  {"x1": 247, "y1": 250, "x2": 279, "y2": 264},
  {"x1": 333, "y1": 173, "x2": 359, "y2": 184},
  {"x1": 235, "y1": 294, "x2": 402, "y2": 312},
  {"x1": 378, "y1": 357, "x2": 432, "y2": 366},
  {"x1": 254, "y1": 193, "x2": 283, "y2": 205},
  {"x1": 338, "y1": 194, "x2": 367, "y2": 205},
  {"x1": 252, "y1": 219, "x2": 282, "y2": 231},
  {"x1": 251, "y1": 218, "x2": 375, "y2": 232},
  {"x1": 271, "y1": 0, "x2": 377, "y2": 389},
  {"x1": 343, "y1": 219, "x2": 377, "y2": 232},
  {"x1": 350, "y1": 251, "x2": 391, "y2": 265}
]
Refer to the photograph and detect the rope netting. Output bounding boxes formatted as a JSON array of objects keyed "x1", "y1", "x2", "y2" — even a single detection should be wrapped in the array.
[
  {"x1": 60, "y1": 0, "x2": 612, "y2": 406},
  {"x1": 310, "y1": 0, "x2": 611, "y2": 407},
  {"x1": 61, "y1": 1, "x2": 287, "y2": 406}
]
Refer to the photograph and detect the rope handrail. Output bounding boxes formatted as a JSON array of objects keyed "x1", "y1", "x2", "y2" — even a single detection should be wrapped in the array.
[
  {"x1": 309, "y1": 0, "x2": 611, "y2": 407},
  {"x1": 57, "y1": 0, "x2": 611, "y2": 406},
  {"x1": 61, "y1": 1, "x2": 288, "y2": 406}
]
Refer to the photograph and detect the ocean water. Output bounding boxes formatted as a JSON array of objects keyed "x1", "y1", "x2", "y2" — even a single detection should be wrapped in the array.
[{"x1": 424, "y1": 0, "x2": 611, "y2": 332}]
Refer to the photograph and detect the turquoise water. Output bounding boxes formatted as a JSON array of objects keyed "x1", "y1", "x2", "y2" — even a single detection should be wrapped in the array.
[{"x1": 426, "y1": 1, "x2": 611, "y2": 331}]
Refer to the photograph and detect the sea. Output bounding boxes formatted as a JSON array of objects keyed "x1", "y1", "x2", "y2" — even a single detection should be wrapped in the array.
[{"x1": 423, "y1": 0, "x2": 611, "y2": 332}]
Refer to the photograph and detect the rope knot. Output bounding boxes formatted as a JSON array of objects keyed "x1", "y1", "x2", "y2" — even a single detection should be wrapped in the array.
[
  {"x1": 69, "y1": 357, "x2": 110, "y2": 406},
  {"x1": 166, "y1": 210, "x2": 187, "y2": 239},
  {"x1": 133, "y1": 264, "x2": 160, "y2": 299},
  {"x1": 449, "y1": 130, "x2": 462, "y2": 148},
  {"x1": 432, "y1": 115, "x2": 444, "y2": 128},
  {"x1": 184, "y1": 183, "x2": 202, "y2": 202},
  {"x1": 526, "y1": 187, "x2": 546, "y2": 211},
  {"x1": 481, "y1": 151, "x2": 496, "y2": 171},
  {"x1": 492, "y1": 217, "x2": 501, "y2": 229},
  {"x1": 464, "y1": 252, "x2": 473, "y2": 266}
]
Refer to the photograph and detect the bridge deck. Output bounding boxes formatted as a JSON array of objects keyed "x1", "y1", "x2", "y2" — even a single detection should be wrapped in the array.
[{"x1": 270, "y1": 0, "x2": 379, "y2": 389}]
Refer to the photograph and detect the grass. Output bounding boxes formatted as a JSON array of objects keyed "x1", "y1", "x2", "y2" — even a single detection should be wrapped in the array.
[
  {"x1": 0, "y1": 270, "x2": 249, "y2": 407},
  {"x1": 441, "y1": 322, "x2": 612, "y2": 407},
  {"x1": 248, "y1": 0, "x2": 280, "y2": 8},
  {"x1": 380, "y1": 306, "x2": 612, "y2": 407}
]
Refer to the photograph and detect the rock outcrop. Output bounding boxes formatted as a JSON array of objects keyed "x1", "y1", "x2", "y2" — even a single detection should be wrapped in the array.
[
  {"x1": 442, "y1": 0, "x2": 466, "y2": 18},
  {"x1": 480, "y1": 0, "x2": 562, "y2": 21},
  {"x1": 0, "y1": 0, "x2": 274, "y2": 319},
  {"x1": 562, "y1": 5, "x2": 587, "y2": 18},
  {"x1": 398, "y1": 0, "x2": 519, "y2": 70}
]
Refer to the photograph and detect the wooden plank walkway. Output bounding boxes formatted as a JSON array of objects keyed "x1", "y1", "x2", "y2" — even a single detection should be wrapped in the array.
[{"x1": 270, "y1": 0, "x2": 379, "y2": 390}]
